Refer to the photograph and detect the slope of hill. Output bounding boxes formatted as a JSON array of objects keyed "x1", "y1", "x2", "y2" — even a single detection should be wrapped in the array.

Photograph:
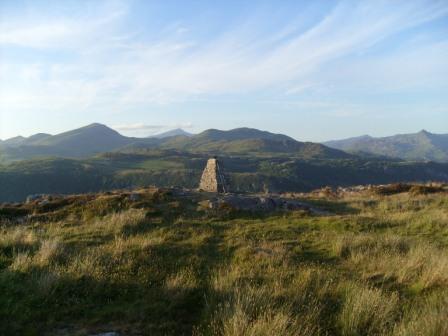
[
  {"x1": 1, "y1": 136, "x2": 27, "y2": 146},
  {"x1": 24, "y1": 133, "x2": 52, "y2": 144},
  {"x1": 32, "y1": 123, "x2": 131, "y2": 152},
  {"x1": 325, "y1": 130, "x2": 448, "y2": 162}
]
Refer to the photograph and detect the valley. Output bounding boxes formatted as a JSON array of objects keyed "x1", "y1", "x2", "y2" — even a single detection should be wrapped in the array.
[{"x1": 1, "y1": 124, "x2": 448, "y2": 203}]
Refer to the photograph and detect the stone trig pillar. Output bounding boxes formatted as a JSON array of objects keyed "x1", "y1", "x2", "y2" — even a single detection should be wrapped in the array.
[{"x1": 199, "y1": 157, "x2": 228, "y2": 193}]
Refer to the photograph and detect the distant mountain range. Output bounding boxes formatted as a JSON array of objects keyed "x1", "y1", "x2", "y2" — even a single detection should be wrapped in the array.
[
  {"x1": 0, "y1": 123, "x2": 350, "y2": 162},
  {"x1": 2, "y1": 125, "x2": 447, "y2": 163},
  {"x1": 324, "y1": 130, "x2": 448, "y2": 163}
]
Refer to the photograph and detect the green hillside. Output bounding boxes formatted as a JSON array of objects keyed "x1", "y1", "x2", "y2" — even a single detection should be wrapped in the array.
[{"x1": 156, "y1": 127, "x2": 352, "y2": 158}]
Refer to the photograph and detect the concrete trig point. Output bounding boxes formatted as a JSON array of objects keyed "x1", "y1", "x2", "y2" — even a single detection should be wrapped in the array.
[{"x1": 199, "y1": 157, "x2": 228, "y2": 193}]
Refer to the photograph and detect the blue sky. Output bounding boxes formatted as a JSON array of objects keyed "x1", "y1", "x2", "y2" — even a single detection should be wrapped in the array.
[{"x1": 0, "y1": 0, "x2": 447, "y2": 141}]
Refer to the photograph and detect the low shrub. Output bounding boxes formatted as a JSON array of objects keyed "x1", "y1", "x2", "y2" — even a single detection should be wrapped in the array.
[
  {"x1": 372, "y1": 183, "x2": 412, "y2": 195},
  {"x1": 409, "y1": 184, "x2": 445, "y2": 195}
]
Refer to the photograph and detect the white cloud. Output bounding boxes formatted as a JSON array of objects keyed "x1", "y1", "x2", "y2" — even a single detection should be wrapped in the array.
[
  {"x1": 112, "y1": 122, "x2": 193, "y2": 136},
  {"x1": 0, "y1": 1, "x2": 126, "y2": 49},
  {"x1": 326, "y1": 40, "x2": 448, "y2": 92},
  {"x1": 114, "y1": 122, "x2": 193, "y2": 131},
  {"x1": 114, "y1": 123, "x2": 166, "y2": 131}
]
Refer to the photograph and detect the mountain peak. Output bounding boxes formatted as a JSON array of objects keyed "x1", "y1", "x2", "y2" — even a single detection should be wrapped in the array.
[
  {"x1": 85, "y1": 123, "x2": 110, "y2": 129},
  {"x1": 419, "y1": 129, "x2": 431, "y2": 135},
  {"x1": 74, "y1": 123, "x2": 124, "y2": 137}
]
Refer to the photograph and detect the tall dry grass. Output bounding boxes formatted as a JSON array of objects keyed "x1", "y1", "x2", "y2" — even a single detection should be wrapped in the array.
[
  {"x1": 333, "y1": 233, "x2": 448, "y2": 289},
  {"x1": 9, "y1": 251, "x2": 33, "y2": 272},
  {"x1": 0, "y1": 226, "x2": 37, "y2": 251},
  {"x1": 393, "y1": 295, "x2": 448, "y2": 336}
]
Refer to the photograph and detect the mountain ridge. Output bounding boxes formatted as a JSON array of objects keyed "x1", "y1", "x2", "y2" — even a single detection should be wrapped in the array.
[
  {"x1": 324, "y1": 130, "x2": 448, "y2": 162},
  {"x1": 4, "y1": 124, "x2": 447, "y2": 163}
]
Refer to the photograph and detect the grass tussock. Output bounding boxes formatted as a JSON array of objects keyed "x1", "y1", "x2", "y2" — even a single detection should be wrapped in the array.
[
  {"x1": 339, "y1": 282, "x2": 398, "y2": 336},
  {"x1": 204, "y1": 286, "x2": 320, "y2": 336},
  {"x1": 34, "y1": 239, "x2": 63, "y2": 265},
  {"x1": 9, "y1": 251, "x2": 33, "y2": 272}
]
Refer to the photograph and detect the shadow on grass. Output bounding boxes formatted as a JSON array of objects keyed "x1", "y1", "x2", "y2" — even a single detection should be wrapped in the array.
[
  {"x1": 0, "y1": 268, "x2": 209, "y2": 336},
  {"x1": 296, "y1": 247, "x2": 340, "y2": 265},
  {"x1": 63, "y1": 232, "x2": 117, "y2": 250}
]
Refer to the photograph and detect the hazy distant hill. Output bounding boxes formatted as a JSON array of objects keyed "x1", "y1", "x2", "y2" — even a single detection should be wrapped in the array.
[
  {"x1": 33, "y1": 123, "x2": 132, "y2": 151},
  {"x1": 1, "y1": 136, "x2": 27, "y2": 146},
  {"x1": 149, "y1": 128, "x2": 192, "y2": 139},
  {"x1": 0, "y1": 133, "x2": 52, "y2": 146},
  {"x1": 325, "y1": 130, "x2": 448, "y2": 162},
  {"x1": 0, "y1": 124, "x2": 158, "y2": 161}
]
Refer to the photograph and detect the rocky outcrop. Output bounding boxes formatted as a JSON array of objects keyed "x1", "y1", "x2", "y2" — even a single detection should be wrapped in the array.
[{"x1": 198, "y1": 194, "x2": 331, "y2": 215}]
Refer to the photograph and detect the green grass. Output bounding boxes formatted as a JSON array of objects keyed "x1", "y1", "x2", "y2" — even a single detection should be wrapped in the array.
[{"x1": 0, "y1": 190, "x2": 447, "y2": 335}]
